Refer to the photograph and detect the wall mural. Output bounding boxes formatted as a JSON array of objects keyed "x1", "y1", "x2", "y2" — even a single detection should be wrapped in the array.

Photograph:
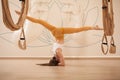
[
  {"x1": 28, "y1": 0, "x2": 102, "y2": 48},
  {"x1": 0, "y1": 0, "x2": 119, "y2": 56}
]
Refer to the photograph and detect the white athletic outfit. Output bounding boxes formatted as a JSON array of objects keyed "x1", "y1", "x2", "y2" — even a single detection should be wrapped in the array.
[{"x1": 52, "y1": 42, "x2": 63, "y2": 54}]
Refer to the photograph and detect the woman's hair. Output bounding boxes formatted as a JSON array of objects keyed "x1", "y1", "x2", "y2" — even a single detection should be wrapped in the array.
[{"x1": 49, "y1": 56, "x2": 59, "y2": 66}]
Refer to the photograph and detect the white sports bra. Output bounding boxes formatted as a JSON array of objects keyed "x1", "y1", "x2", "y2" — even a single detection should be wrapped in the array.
[{"x1": 52, "y1": 42, "x2": 63, "y2": 54}]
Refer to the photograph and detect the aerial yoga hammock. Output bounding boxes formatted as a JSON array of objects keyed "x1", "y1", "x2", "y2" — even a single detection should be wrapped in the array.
[
  {"x1": 101, "y1": 0, "x2": 116, "y2": 55},
  {"x1": 1, "y1": 0, "x2": 29, "y2": 50}
]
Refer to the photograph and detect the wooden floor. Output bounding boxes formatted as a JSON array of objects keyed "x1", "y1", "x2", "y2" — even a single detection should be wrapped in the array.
[{"x1": 0, "y1": 58, "x2": 120, "y2": 80}]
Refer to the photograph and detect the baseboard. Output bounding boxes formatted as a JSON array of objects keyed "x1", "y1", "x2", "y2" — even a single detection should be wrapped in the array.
[{"x1": 0, "y1": 56, "x2": 120, "y2": 59}]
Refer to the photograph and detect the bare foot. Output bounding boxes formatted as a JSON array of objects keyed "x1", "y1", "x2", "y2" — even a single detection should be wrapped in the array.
[{"x1": 92, "y1": 25, "x2": 103, "y2": 30}]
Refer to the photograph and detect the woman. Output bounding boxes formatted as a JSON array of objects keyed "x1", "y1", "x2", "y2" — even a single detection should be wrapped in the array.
[
  {"x1": 16, "y1": 11, "x2": 103, "y2": 66},
  {"x1": 49, "y1": 40, "x2": 65, "y2": 66}
]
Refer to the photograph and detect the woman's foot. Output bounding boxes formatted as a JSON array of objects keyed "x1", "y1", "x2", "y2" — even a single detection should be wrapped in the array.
[{"x1": 92, "y1": 25, "x2": 103, "y2": 30}]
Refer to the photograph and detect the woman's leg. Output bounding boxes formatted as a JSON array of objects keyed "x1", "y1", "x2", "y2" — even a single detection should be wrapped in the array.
[
  {"x1": 15, "y1": 11, "x2": 56, "y2": 31},
  {"x1": 63, "y1": 25, "x2": 103, "y2": 34}
]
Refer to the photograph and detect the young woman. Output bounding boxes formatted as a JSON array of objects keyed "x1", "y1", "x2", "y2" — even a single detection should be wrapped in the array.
[{"x1": 16, "y1": 11, "x2": 103, "y2": 66}]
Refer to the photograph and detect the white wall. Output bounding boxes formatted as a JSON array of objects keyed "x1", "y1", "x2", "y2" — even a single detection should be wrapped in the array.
[{"x1": 0, "y1": 0, "x2": 120, "y2": 57}]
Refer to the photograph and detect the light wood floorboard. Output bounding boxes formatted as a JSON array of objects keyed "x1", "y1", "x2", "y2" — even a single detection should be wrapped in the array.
[{"x1": 0, "y1": 58, "x2": 120, "y2": 80}]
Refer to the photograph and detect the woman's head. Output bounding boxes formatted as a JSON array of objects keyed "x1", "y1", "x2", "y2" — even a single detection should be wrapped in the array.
[{"x1": 49, "y1": 56, "x2": 59, "y2": 66}]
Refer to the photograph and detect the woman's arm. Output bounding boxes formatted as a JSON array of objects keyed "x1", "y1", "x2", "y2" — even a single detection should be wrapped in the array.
[
  {"x1": 15, "y1": 11, "x2": 56, "y2": 31},
  {"x1": 56, "y1": 48, "x2": 65, "y2": 66}
]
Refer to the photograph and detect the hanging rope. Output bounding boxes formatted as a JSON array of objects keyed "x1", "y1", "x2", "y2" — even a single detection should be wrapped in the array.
[
  {"x1": 101, "y1": 0, "x2": 116, "y2": 54},
  {"x1": 1, "y1": 0, "x2": 29, "y2": 31}
]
